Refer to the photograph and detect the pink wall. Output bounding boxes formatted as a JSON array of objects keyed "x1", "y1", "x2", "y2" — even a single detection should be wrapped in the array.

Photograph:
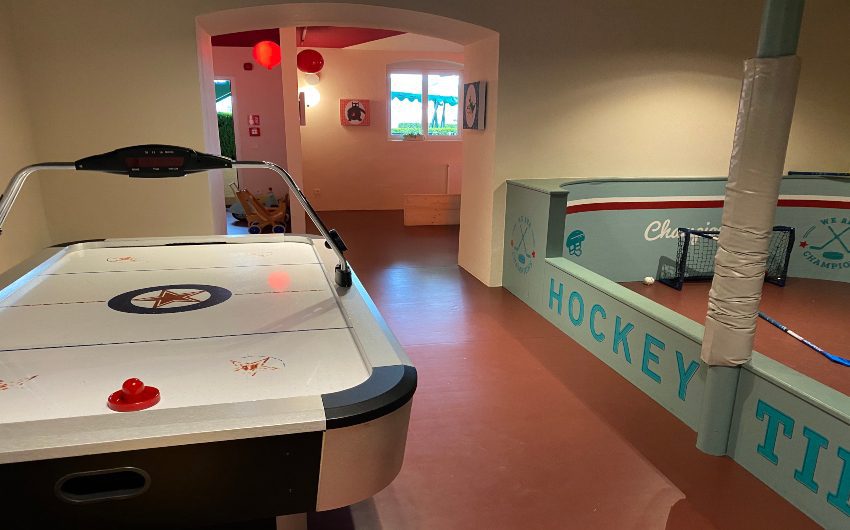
[
  {"x1": 212, "y1": 46, "x2": 289, "y2": 199},
  {"x1": 213, "y1": 45, "x2": 463, "y2": 212},
  {"x1": 298, "y1": 48, "x2": 464, "y2": 211}
]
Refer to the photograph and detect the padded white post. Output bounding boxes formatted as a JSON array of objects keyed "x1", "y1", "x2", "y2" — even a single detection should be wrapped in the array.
[{"x1": 700, "y1": 55, "x2": 801, "y2": 367}]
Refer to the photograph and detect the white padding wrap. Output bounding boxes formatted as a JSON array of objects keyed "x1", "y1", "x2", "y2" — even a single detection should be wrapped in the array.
[{"x1": 701, "y1": 56, "x2": 801, "y2": 366}]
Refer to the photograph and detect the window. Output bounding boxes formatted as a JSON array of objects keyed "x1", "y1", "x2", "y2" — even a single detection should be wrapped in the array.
[
  {"x1": 214, "y1": 79, "x2": 236, "y2": 159},
  {"x1": 389, "y1": 71, "x2": 460, "y2": 139}
]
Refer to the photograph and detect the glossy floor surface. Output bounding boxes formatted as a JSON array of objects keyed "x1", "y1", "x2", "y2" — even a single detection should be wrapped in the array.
[
  {"x1": 624, "y1": 279, "x2": 850, "y2": 396},
  {"x1": 222, "y1": 210, "x2": 817, "y2": 530}
]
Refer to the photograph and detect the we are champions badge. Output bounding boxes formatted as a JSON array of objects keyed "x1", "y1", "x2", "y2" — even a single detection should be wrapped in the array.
[
  {"x1": 800, "y1": 217, "x2": 850, "y2": 271},
  {"x1": 510, "y1": 216, "x2": 536, "y2": 274}
]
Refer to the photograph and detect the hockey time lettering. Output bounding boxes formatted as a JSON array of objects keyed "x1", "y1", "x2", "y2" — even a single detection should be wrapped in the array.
[
  {"x1": 548, "y1": 279, "x2": 700, "y2": 402},
  {"x1": 756, "y1": 400, "x2": 850, "y2": 517}
]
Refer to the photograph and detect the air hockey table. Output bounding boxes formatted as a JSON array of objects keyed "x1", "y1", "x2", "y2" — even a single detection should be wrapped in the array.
[{"x1": 0, "y1": 146, "x2": 417, "y2": 529}]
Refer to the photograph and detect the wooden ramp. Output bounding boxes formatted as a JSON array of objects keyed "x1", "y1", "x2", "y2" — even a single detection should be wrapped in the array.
[{"x1": 403, "y1": 194, "x2": 460, "y2": 226}]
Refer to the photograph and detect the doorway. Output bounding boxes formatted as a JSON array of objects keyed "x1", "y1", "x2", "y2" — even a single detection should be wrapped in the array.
[{"x1": 196, "y1": 3, "x2": 500, "y2": 284}]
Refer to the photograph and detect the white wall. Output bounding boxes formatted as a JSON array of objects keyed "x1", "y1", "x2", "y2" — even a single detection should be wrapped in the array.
[
  {"x1": 4, "y1": 0, "x2": 850, "y2": 286},
  {"x1": 459, "y1": 34, "x2": 499, "y2": 284},
  {"x1": 213, "y1": 46, "x2": 289, "y2": 199},
  {"x1": 279, "y1": 26, "x2": 308, "y2": 234},
  {"x1": 0, "y1": 0, "x2": 51, "y2": 273},
  {"x1": 8, "y1": 0, "x2": 217, "y2": 246},
  {"x1": 298, "y1": 48, "x2": 463, "y2": 211}
]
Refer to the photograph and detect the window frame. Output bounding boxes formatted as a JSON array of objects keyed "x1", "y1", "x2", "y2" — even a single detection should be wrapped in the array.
[{"x1": 387, "y1": 66, "x2": 463, "y2": 142}]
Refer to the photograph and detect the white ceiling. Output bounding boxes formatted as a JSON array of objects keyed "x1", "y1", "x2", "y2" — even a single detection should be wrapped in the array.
[{"x1": 346, "y1": 33, "x2": 464, "y2": 53}]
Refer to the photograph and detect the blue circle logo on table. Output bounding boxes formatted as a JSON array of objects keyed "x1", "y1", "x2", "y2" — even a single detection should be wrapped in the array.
[
  {"x1": 799, "y1": 217, "x2": 850, "y2": 271},
  {"x1": 510, "y1": 216, "x2": 536, "y2": 274},
  {"x1": 108, "y1": 284, "x2": 232, "y2": 314}
]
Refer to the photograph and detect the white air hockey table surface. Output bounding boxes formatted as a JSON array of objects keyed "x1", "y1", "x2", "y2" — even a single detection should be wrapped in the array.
[{"x1": 0, "y1": 234, "x2": 416, "y2": 529}]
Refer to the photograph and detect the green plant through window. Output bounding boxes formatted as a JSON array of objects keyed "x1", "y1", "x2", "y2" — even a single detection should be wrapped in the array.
[
  {"x1": 215, "y1": 79, "x2": 236, "y2": 159},
  {"x1": 390, "y1": 72, "x2": 459, "y2": 138}
]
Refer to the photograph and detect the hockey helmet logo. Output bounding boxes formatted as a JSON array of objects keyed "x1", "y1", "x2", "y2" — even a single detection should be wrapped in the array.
[{"x1": 566, "y1": 230, "x2": 586, "y2": 256}]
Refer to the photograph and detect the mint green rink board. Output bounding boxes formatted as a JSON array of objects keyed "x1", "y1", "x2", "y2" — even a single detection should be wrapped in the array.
[
  {"x1": 548, "y1": 175, "x2": 850, "y2": 283},
  {"x1": 504, "y1": 178, "x2": 850, "y2": 529}
]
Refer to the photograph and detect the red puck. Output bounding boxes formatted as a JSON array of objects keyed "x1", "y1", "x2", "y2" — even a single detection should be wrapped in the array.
[{"x1": 107, "y1": 378, "x2": 161, "y2": 412}]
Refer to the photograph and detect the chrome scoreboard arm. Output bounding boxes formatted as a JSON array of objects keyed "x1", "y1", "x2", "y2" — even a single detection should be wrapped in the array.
[{"x1": 0, "y1": 145, "x2": 352, "y2": 287}]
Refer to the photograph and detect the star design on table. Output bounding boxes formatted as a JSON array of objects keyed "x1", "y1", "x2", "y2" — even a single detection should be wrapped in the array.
[
  {"x1": 799, "y1": 240, "x2": 808, "y2": 248},
  {"x1": 132, "y1": 289, "x2": 206, "y2": 309},
  {"x1": 0, "y1": 375, "x2": 37, "y2": 392},
  {"x1": 231, "y1": 356, "x2": 285, "y2": 376}
]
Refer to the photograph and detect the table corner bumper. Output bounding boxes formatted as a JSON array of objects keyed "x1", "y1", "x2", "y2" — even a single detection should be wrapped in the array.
[{"x1": 321, "y1": 364, "x2": 417, "y2": 429}]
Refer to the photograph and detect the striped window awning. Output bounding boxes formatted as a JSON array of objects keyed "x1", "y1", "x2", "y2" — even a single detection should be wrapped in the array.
[
  {"x1": 215, "y1": 81, "x2": 232, "y2": 103},
  {"x1": 391, "y1": 91, "x2": 458, "y2": 106}
]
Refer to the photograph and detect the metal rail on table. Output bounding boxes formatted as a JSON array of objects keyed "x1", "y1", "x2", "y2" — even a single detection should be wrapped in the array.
[{"x1": 0, "y1": 146, "x2": 352, "y2": 286}]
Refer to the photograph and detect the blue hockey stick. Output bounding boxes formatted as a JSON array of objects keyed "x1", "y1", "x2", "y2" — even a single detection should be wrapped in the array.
[{"x1": 759, "y1": 311, "x2": 850, "y2": 367}]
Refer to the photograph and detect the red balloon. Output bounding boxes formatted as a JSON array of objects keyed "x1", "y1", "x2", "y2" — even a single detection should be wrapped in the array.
[
  {"x1": 252, "y1": 41, "x2": 281, "y2": 70},
  {"x1": 296, "y1": 49, "x2": 324, "y2": 73}
]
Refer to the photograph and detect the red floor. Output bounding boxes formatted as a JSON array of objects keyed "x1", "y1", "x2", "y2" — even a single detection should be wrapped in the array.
[
  {"x1": 624, "y1": 279, "x2": 850, "y2": 396},
  {"x1": 297, "y1": 211, "x2": 820, "y2": 530}
]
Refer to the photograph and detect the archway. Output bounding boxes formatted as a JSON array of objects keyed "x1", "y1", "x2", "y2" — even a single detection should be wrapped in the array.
[{"x1": 196, "y1": 3, "x2": 499, "y2": 281}]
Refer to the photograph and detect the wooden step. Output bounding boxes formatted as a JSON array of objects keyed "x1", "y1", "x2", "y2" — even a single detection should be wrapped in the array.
[{"x1": 403, "y1": 194, "x2": 461, "y2": 226}]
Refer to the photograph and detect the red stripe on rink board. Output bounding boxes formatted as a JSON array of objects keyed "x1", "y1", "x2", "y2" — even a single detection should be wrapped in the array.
[
  {"x1": 567, "y1": 200, "x2": 723, "y2": 213},
  {"x1": 777, "y1": 199, "x2": 850, "y2": 210},
  {"x1": 566, "y1": 198, "x2": 850, "y2": 214}
]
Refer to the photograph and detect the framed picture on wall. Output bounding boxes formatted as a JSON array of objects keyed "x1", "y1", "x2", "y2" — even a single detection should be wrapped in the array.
[
  {"x1": 462, "y1": 81, "x2": 486, "y2": 130},
  {"x1": 340, "y1": 99, "x2": 370, "y2": 126}
]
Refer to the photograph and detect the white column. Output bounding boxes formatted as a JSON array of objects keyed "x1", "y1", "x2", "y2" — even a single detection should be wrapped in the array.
[{"x1": 279, "y1": 27, "x2": 307, "y2": 234}]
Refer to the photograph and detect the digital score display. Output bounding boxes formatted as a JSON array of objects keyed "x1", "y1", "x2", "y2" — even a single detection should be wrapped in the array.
[
  {"x1": 125, "y1": 157, "x2": 185, "y2": 169},
  {"x1": 75, "y1": 146, "x2": 229, "y2": 177}
]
